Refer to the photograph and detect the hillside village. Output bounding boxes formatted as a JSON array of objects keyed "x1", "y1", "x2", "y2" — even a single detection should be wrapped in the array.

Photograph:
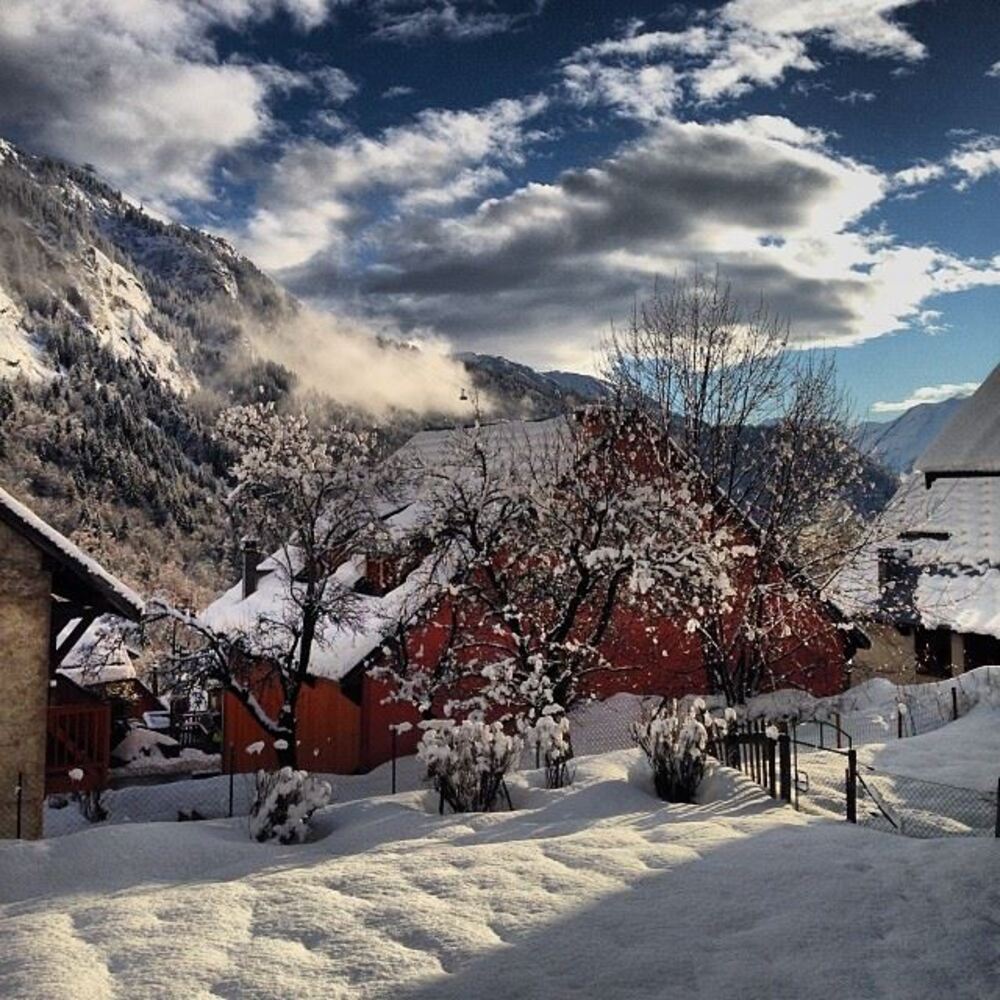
[{"x1": 1, "y1": 2, "x2": 999, "y2": 995}]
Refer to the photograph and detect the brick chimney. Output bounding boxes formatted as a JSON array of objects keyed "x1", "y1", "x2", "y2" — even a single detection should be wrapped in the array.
[{"x1": 241, "y1": 536, "x2": 261, "y2": 599}]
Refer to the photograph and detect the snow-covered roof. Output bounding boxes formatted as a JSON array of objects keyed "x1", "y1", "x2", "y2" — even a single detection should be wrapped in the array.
[
  {"x1": 200, "y1": 417, "x2": 571, "y2": 682},
  {"x1": 0, "y1": 485, "x2": 143, "y2": 619},
  {"x1": 389, "y1": 415, "x2": 571, "y2": 491},
  {"x1": 58, "y1": 617, "x2": 138, "y2": 686},
  {"x1": 838, "y1": 472, "x2": 1000, "y2": 638},
  {"x1": 200, "y1": 504, "x2": 447, "y2": 682},
  {"x1": 917, "y1": 362, "x2": 1000, "y2": 478}
]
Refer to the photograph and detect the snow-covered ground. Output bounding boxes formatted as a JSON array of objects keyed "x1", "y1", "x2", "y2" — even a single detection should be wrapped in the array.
[{"x1": 3, "y1": 752, "x2": 997, "y2": 1000}]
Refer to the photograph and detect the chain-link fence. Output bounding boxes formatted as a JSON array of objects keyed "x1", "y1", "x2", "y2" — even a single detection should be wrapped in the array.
[
  {"x1": 857, "y1": 770, "x2": 998, "y2": 838},
  {"x1": 28, "y1": 690, "x2": 999, "y2": 841}
]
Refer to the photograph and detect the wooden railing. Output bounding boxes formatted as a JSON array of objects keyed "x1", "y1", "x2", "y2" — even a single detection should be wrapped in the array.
[{"x1": 46, "y1": 703, "x2": 110, "y2": 793}]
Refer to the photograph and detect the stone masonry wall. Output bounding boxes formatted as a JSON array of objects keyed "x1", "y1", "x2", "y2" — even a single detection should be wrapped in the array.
[{"x1": 0, "y1": 521, "x2": 51, "y2": 838}]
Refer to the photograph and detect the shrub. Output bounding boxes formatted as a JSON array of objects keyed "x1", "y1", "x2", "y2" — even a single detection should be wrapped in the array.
[
  {"x1": 632, "y1": 699, "x2": 725, "y2": 803},
  {"x1": 249, "y1": 768, "x2": 331, "y2": 844},
  {"x1": 526, "y1": 709, "x2": 575, "y2": 789},
  {"x1": 419, "y1": 719, "x2": 522, "y2": 813}
]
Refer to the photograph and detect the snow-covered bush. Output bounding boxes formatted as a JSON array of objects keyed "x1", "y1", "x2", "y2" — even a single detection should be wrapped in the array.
[
  {"x1": 632, "y1": 699, "x2": 725, "y2": 803},
  {"x1": 419, "y1": 719, "x2": 522, "y2": 813},
  {"x1": 525, "y1": 708, "x2": 574, "y2": 788},
  {"x1": 249, "y1": 768, "x2": 331, "y2": 844}
]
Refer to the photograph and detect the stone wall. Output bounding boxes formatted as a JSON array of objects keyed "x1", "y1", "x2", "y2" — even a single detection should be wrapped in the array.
[
  {"x1": 850, "y1": 622, "x2": 918, "y2": 687},
  {"x1": 0, "y1": 521, "x2": 51, "y2": 838}
]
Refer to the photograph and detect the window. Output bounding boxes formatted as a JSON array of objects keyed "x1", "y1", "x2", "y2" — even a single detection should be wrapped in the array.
[
  {"x1": 915, "y1": 627, "x2": 952, "y2": 678},
  {"x1": 963, "y1": 633, "x2": 1000, "y2": 671}
]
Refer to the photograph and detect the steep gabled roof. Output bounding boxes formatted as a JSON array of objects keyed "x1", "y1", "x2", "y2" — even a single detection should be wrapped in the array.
[
  {"x1": 917, "y1": 363, "x2": 1000, "y2": 481},
  {"x1": 837, "y1": 472, "x2": 1000, "y2": 639},
  {"x1": 0, "y1": 486, "x2": 144, "y2": 620}
]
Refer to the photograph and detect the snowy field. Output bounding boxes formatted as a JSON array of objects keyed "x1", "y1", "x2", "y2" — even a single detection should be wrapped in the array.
[{"x1": 4, "y1": 751, "x2": 999, "y2": 1000}]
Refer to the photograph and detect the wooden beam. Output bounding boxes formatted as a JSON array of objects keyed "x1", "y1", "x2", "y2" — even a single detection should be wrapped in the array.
[{"x1": 52, "y1": 610, "x2": 98, "y2": 669}]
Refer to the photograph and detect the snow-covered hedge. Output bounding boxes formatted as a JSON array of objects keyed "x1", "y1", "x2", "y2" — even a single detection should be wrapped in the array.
[
  {"x1": 419, "y1": 719, "x2": 522, "y2": 813},
  {"x1": 249, "y1": 768, "x2": 331, "y2": 844},
  {"x1": 632, "y1": 699, "x2": 725, "y2": 803},
  {"x1": 525, "y1": 708, "x2": 574, "y2": 788}
]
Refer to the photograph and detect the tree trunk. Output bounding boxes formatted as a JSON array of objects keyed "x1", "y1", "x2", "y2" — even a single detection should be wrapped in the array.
[{"x1": 275, "y1": 700, "x2": 298, "y2": 769}]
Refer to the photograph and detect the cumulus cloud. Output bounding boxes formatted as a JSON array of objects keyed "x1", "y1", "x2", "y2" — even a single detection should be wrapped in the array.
[
  {"x1": 987, "y1": 60, "x2": 1000, "y2": 78},
  {"x1": 248, "y1": 307, "x2": 484, "y2": 417},
  {"x1": 0, "y1": 0, "x2": 349, "y2": 207},
  {"x1": 234, "y1": 95, "x2": 547, "y2": 270},
  {"x1": 948, "y1": 136, "x2": 1000, "y2": 188},
  {"x1": 563, "y1": 62, "x2": 681, "y2": 122},
  {"x1": 872, "y1": 382, "x2": 981, "y2": 414},
  {"x1": 277, "y1": 114, "x2": 1000, "y2": 371},
  {"x1": 891, "y1": 135, "x2": 1000, "y2": 192},
  {"x1": 562, "y1": 0, "x2": 925, "y2": 108}
]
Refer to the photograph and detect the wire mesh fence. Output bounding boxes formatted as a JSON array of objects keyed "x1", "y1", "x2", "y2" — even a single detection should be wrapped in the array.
[
  {"x1": 857, "y1": 770, "x2": 998, "y2": 839},
  {"x1": 26, "y1": 689, "x2": 999, "y2": 841}
]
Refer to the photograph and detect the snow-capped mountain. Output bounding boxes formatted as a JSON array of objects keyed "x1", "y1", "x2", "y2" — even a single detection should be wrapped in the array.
[
  {"x1": 856, "y1": 396, "x2": 968, "y2": 476},
  {"x1": 0, "y1": 136, "x2": 293, "y2": 395},
  {"x1": 0, "y1": 139, "x2": 610, "y2": 596}
]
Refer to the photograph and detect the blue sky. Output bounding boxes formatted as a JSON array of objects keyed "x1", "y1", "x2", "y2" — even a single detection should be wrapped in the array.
[{"x1": 0, "y1": 0, "x2": 997, "y2": 418}]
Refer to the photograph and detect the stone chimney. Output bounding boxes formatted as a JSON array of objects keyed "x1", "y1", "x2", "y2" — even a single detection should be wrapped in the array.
[{"x1": 241, "y1": 536, "x2": 261, "y2": 599}]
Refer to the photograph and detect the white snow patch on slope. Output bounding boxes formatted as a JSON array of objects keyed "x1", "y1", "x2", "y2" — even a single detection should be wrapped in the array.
[
  {"x1": 3, "y1": 752, "x2": 997, "y2": 1000},
  {"x1": 81, "y1": 247, "x2": 197, "y2": 396},
  {"x1": 0, "y1": 285, "x2": 51, "y2": 380}
]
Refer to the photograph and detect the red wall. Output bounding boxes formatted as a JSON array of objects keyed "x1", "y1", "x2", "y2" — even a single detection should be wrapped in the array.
[{"x1": 223, "y1": 674, "x2": 362, "y2": 774}]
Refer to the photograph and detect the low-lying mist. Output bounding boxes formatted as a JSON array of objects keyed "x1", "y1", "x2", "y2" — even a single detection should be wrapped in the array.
[{"x1": 245, "y1": 308, "x2": 489, "y2": 420}]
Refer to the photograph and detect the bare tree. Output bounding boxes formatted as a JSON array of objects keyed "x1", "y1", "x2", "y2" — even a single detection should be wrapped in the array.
[
  {"x1": 378, "y1": 405, "x2": 735, "y2": 734},
  {"x1": 147, "y1": 402, "x2": 384, "y2": 768},
  {"x1": 603, "y1": 271, "x2": 874, "y2": 703}
]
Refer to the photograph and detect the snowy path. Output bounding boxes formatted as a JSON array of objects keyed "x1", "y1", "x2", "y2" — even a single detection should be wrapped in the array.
[{"x1": 2, "y1": 751, "x2": 997, "y2": 999}]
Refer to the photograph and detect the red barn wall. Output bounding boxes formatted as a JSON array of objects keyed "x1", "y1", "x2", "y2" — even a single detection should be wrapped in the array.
[{"x1": 223, "y1": 675, "x2": 362, "y2": 774}]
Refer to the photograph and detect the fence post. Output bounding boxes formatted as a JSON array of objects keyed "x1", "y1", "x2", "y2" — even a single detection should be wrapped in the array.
[
  {"x1": 767, "y1": 735, "x2": 777, "y2": 798},
  {"x1": 391, "y1": 727, "x2": 397, "y2": 796},
  {"x1": 897, "y1": 705, "x2": 904, "y2": 740},
  {"x1": 15, "y1": 771, "x2": 22, "y2": 840},
  {"x1": 725, "y1": 731, "x2": 740, "y2": 771},
  {"x1": 228, "y1": 743, "x2": 235, "y2": 818},
  {"x1": 777, "y1": 725, "x2": 791, "y2": 803},
  {"x1": 995, "y1": 777, "x2": 999, "y2": 839},
  {"x1": 846, "y1": 749, "x2": 857, "y2": 824},
  {"x1": 952, "y1": 686, "x2": 959, "y2": 722},
  {"x1": 835, "y1": 712, "x2": 842, "y2": 750}
]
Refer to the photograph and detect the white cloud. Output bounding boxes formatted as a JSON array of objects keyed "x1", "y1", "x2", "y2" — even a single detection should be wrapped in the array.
[
  {"x1": 986, "y1": 60, "x2": 1000, "y2": 78},
  {"x1": 872, "y1": 382, "x2": 981, "y2": 413},
  {"x1": 280, "y1": 114, "x2": 1000, "y2": 370},
  {"x1": 949, "y1": 136, "x2": 1000, "y2": 188},
  {"x1": 564, "y1": 0, "x2": 926, "y2": 108},
  {"x1": 0, "y1": 0, "x2": 350, "y2": 206},
  {"x1": 835, "y1": 90, "x2": 877, "y2": 104},
  {"x1": 563, "y1": 62, "x2": 681, "y2": 122},
  {"x1": 235, "y1": 96, "x2": 548, "y2": 270},
  {"x1": 892, "y1": 161, "x2": 947, "y2": 188},
  {"x1": 370, "y1": 1, "x2": 517, "y2": 41},
  {"x1": 891, "y1": 136, "x2": 1000, "y2": 192}
]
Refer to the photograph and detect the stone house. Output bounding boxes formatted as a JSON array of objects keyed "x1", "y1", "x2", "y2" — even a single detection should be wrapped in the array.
[
  {"x1": 0, "y1": 486, "x2": 143, "y2": 838},
  {"x1": 847, "y1": 362, "x2": 1000, "y2": 684}
]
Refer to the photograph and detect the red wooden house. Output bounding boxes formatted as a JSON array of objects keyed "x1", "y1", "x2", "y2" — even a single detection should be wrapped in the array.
[{"x1": 206, "y1": 413, "x2": 865, "y2": 777}]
